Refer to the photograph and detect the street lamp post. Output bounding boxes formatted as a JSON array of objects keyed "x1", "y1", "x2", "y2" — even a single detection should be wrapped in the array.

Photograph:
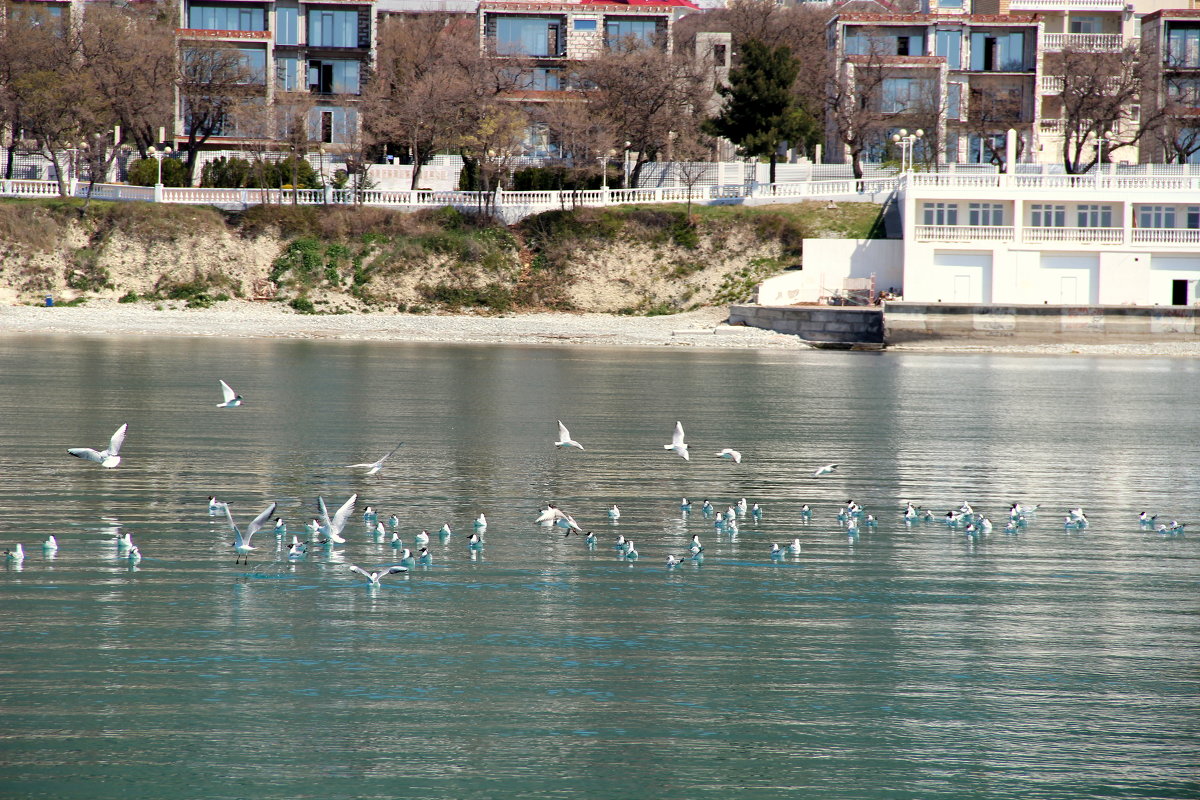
[
  {"x1": 622, "y1": 141, "x2": 631, "y2": 190},
  {"x1": 1095, "y1": 131, "x2": 1116, "y2": 186},
  {"x1": 891, "y1": 128, "x2": 924, "y2": 173},
  {"x1": 146, "y1": 144, "x2": 172, "y2": 202}
]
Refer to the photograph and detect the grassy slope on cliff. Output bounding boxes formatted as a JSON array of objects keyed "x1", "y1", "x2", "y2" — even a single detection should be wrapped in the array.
[{"x1": 0, "y1": 199, "x2": 882, "y2": 312}]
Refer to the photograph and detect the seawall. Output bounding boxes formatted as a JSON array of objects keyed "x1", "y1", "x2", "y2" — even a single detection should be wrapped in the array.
[{"x1": 728, "y1": 302, "x2": 1200, "y2": 346}]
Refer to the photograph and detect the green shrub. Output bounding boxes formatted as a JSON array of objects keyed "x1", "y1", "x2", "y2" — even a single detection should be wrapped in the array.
[
  {"x1": 127, "y1": 156, "x2": 189, "y2": 188},
  {"x1": 118, "y1": 291, "x2": 140, "y2": 303},
  {"x1": 289, "y1": 296, "x2": 315, "y2": 313}
]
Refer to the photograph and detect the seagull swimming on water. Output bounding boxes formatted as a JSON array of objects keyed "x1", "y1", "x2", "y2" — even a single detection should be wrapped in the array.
[
  {"x1": 68, "y1": 423, "x2": 128, "y2": 469},
  {"x1": 345, "y1": 442, "x2": 404, "y2": 476},
  {"x1": 664, "y1": 421, "x2": 689, "y2": 461},
  {"x1": 555, "y1": 421, "x2": 584, "y2": 450},
  {"x1": 226, "y1": 501, "x2": 278, "y2": 564},
  {"x1": 216, "y1": 380, "x2": 243, "y2": 408}
]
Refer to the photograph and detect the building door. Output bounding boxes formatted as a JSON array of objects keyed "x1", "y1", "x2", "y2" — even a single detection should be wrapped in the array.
[
  {"x1": 1173, "y1": 279, "x2": 1189, "y2": 305},
  {"x1": 1060, "y1": 276, "x2": 1079, "y2": 304},
  {"x1": 954, "y1": 275, "x2": 972, "y2": 301}
]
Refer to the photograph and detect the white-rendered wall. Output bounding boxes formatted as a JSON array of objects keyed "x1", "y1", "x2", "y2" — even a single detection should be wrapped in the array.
[{"x1": 755, "y1": 239, "x2": 903, "y2": 305}]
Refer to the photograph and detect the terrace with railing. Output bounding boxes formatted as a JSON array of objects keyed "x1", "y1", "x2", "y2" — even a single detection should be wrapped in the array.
[{"x1": 1042, "y1": 32, "x2": 1126, "y2": 51}]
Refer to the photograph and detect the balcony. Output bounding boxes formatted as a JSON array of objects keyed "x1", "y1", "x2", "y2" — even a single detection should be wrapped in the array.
[
  {"x1": 176, "y1": 28, "x2": 271, "y2": 41},
  {"x1": 914, "y1": 225, "x2": 1014, "y2": 242},
  {"x1": 1043, "y1": 33, "x2": 1126, "y2": 52},
  {"x1": 1040, "y1": 75, "x2": 1123, "y2": 94},
  {"x1": 1023, "y1": 227, "x2": 1123, "y2": 244},
  {"x1": 1131, "y1": 228, "x2": 1200, "y2": 245}
]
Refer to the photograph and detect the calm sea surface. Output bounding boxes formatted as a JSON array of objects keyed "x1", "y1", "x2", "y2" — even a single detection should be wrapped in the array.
[{"x1": 1, "y1": 335, "x2": 1197, "y2": 800}]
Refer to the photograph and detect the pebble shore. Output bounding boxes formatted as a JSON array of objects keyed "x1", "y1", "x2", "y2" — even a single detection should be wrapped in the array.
[{"x1": 2, "y1": 300, "x2": 1198, "y2": 356}]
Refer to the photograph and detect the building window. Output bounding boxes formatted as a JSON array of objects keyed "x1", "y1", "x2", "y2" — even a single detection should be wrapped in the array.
[
  {"x1": 923, "y1": 202, "x2": 958, "y2": 226},
  {"x1": 1077, "y1": 204, "x2": 1113, "y2": 228},
  {"x1": 574, "y1": 18, "x2": 596, "y2": 31},
  {"x1": 967, "y1": 133, "x2": 1006, "y2": 165},
  {"x1": 882, "y1": 77, "x2": 927, "y2": 113},
  {"x1": 308, "y1": 59, "x2": 360, "y2": 94},
  {"x1": 969, "y1": 203, "x2": 1004, "y2": 226},
  {"x1": 239, "y1": 47, "x2": 267, "y2": 84},
  {"x1": 1138, "y1": 206, "x2": 1177, "y2": 228},
  {"x1": 277, "y1": 5, "x2": 298, "y2": 45},
  {"x1": 936, "y1": 30, "x2": 961, "y2": 70},
  {"x1": 276, "y1": 56, "x2": 300, "y2": 91},
  {"x1": 970, "y1": 31, "x2": 1026, "y2": 71},
  {"x1": 1069, "y1": 16, "x2": 1103, "y2": 34},
  {"x1": 494, "y1": 16, "x2": 564, "y2": 57},
  {"x1": 947, "y1": 83, "x2": 963, "y2": 120},
  {"x1": 308, "y1": 8, "x2": 360, "y2": 48},
  {"x1": 713, "y1": 43, "x2": 727, "y2": 66},
  {"x1": 1188, "y1": 206, "x2": 1200, "y2": 229},
  {"x1": 1167, "y1": 25, "x2": 1200, "y2": 68},
  {"x1": 1031, "y1": 204, "x2": 1065, "y2": 227},
  {"x1": 604, "y1": 17, "x2": 661, "y2": 49},
  {"x1": 187, "y1": 3, "x2": 265, "y2": 32}
]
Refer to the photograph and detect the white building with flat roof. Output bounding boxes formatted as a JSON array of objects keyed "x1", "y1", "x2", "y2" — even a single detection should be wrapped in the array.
[{"x1": 900, "y1": 167, "x2": 1200, "y2": 305}]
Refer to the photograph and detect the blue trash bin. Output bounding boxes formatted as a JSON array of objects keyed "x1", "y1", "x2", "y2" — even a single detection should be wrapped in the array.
[{"x1": 45, "y1": 296, "x2": 53, "y2": 307}]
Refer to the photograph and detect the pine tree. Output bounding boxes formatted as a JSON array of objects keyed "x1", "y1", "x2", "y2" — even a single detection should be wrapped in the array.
[{"x1": 703, "y1": 39, "x2": 816, "y2": 184}]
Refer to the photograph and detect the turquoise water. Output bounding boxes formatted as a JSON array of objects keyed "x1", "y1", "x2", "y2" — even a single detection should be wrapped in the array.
[{"x1": 1, "y1": 336, "x2": 1197, "y2": 799}]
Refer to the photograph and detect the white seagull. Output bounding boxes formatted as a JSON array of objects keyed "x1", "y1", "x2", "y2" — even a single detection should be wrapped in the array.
[
  {"x1": 664, "y1": 421, "x2": 689, "y2": 461},
  {"x1": 814, "y1": 463, "x2": 838, "y2": 477},
  {"x1": 216, "y1": 380, "x2": 243, "y2": 408},
  {"x1": 5, "y1": 543, "x2": 25, "y2": 563},
  {"x1": 68, "y1": 423, "x2": 128, "y2": 469},
  {"x1": 348, "y1": 564, "x2": 408, "y2": 585},
  {"x1": 226, "y1": 501, "x2": 278, "y2": 564},
  {"x1": 317, "y1": 494, "x2": 357, "y2": 545},
  {"x1": 716, "y1": 448, "x2": 742, "y2": 464},
  {"x1": 555, "y1": 421, "x2": 584, "y2": 450},
  {"x1": 345, "y1": 442, "x2": 404, "y2": 476},
  {"x1": 43, "y1": 535, "x2": 59, "y2": 552}
]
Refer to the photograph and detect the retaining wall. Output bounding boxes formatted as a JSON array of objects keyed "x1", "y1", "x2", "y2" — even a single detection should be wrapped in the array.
[
  {"x1": 728, "y1": 304, "x2": 884, "y2": 346},
  {"x1": 884, "y1": 302, "x2": 1200, "y2": 344},
  {"x1": 728, "y1": 302, "x2": 1200, "y2": 346}
]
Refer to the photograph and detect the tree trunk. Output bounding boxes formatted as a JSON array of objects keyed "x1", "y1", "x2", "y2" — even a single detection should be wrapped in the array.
[
  {"x1": 769, "y1": 152, "x2": 777, "y2": 185},
  {"x1": 850, "y1": 148, "x2": 864, "y2": 181}
]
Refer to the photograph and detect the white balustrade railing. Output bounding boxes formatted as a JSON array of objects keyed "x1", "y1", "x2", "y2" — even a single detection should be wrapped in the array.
[
  {"x1": 915, "y1": 225, "x2": 1015, "y2": 242},
  {"x1": 1131, "y1": 228, "x2": 1200, "y2": 245},
  {"x1": 1023, "y1": 226, "x2": 1124, "y2": 244},
  {"x1": 1009, "y1": 0, "x2": 1123, "y2": 10},
  {"x1": 1043, "y1": 33, "x2": 1126, "y2": 52},
  {"x1": 2, "y1": 179, "x2": 61, "y2": 197}
]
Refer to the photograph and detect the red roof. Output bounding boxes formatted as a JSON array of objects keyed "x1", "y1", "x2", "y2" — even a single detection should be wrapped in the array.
[{"x1": 580, "y1": 0, "x2": 697, "y2": 5}]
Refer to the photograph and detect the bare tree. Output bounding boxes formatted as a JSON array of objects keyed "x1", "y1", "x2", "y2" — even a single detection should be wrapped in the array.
[
  {"x1": 582, "y1": 46, "x2": 708, "y2": 188},
  {"x1": 78, "y1": 1, "x2": 174, "y2": 159},
  {"x1": 458, "y1": 103, "x2": 528, "y2": 215},
  {"x1": 1054, "y1": 45, "x2": 1152, "y2": 173},
  {"x1": 962, "y1": 84, "x2": 1025, "y2": 168},
  {"x1": 827, "y1": 45, "x2": 893, "y2": 179},
  {"x1": 177, "y1": 44, "x2": 254, "y2": 183},
  {"x1": 1148, "y1": 104, "x2": 1200, "y2": 164}
]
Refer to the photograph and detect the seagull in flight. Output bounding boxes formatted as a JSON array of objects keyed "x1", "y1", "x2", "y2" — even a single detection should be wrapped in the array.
[
  {"x1": 226, "y1": 501, "x2": 277, "y2": 564},
  {"x1": 345, "y1": 442, "x2": 404, "y2": 476},
  {"x1": 664, "y1": 421, "x2": 689, "y2": 461},
  {"x1": 716, "y1": 448, "x2": 742, "y2": 464},
  {"x1": 347, "y1": 564, "x2": 408, "y2": 585},
  {"x1": 68, "y1": 423, "x2": 128, "y2": 469},
  {"x1": 814, "y1": 463, "x2": 838, "y2": 477},
  {"x1": 317, "y1": 494, "x2": 357, "y2": 544},
  {"x1": 555, "y1": 421, "x2": 584, "y2": 450},
  {"x1": 216, "y1": 380, "x2": 243, "y2": 408}
]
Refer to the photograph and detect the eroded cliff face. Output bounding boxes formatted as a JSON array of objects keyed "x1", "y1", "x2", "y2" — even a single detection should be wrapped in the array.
[{"x1": 0, "y1": 200, "x2": 880, "y2": 313}]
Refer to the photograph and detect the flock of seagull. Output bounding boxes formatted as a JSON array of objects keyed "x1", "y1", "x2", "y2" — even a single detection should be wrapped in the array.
[{"x1": 1, "y1": 383, "x2": 1188, "y2": 579}]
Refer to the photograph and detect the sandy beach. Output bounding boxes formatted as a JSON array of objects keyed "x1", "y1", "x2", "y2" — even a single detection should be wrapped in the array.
[{"x1": 3, "y1": 300, "x2": 1199, "y2": 356}]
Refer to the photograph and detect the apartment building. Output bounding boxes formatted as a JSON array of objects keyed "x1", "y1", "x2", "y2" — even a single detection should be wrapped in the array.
[
  {"x1": 175, "y1": 0, "x2": 376, "y2": 151},
  {"x1": 1140, "y1": 8, "x2": 1200, "y2": 162},
  {"x1": 828, "y1": 12, "x2": 1044, "y2": 167}
]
